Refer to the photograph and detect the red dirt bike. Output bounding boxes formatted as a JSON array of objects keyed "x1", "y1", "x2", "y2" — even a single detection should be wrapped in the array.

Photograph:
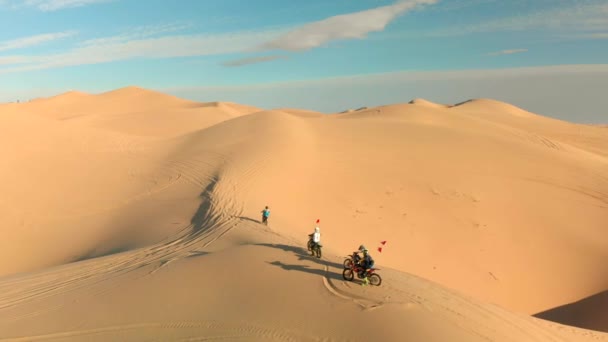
[
  {"x1": 343, "y1": 251, "x2": 362, "y2": 269},
  {"x1": 342, "y1": 263, "x2": 382, "y2": 286}
]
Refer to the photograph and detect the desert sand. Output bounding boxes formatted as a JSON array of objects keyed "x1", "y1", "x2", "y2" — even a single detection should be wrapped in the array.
[{"x1": 0, "y1": 87, "x2": 606, "y2": 341}]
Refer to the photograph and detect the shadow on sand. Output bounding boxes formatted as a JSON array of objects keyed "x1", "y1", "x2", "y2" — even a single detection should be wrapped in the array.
[
  {"x1": 237, "y1": 216, "x2": 263, "y2": 224},
  {"x1": 267, "y1": 261, "x2": 345, "y2": 281},
  {"x1": 533, "y1": 290, "x2": 608, "y2": 333},
  {"x1": 189, "y1": 176, "x2": 220, "y2": 235},
  {"x1": 255, "y1": 243, "x2": 345, "y2": 269}
]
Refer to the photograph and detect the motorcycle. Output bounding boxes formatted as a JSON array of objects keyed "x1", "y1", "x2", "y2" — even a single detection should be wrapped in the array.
[
  {"x1": 307, "y1": 234, "x2": 322, "y2": 258},
  {"x1": 342, "y1": 263, "x2": 382, "y2": 286},
  {"x1": 343, "y1": 251, "x2": 362, "y2": 269}
]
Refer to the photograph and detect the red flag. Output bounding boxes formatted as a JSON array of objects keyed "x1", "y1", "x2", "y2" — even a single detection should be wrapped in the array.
[
  {"x1": 316, "y1": 219, "x2": 320, "y2": 223},
  {"x1": 381, "y1": 241, "x2": 387, "y2": 245},
  {"x1": 378, "y1": 247, "x2": 383, "y2": 253}
]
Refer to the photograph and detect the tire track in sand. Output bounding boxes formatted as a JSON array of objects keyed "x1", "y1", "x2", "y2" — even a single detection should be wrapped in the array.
[
  {"x1": 0, "y1": 320, "x2": 316, "y2": 342},
  {"x1": 0, "y1": 150, "x2": 244, "y2": 323}
]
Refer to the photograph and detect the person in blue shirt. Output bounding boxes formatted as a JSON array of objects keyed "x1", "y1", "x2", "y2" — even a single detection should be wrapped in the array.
[{"x1": 261, "y1": 206, "x2": 270, "y2": 225}]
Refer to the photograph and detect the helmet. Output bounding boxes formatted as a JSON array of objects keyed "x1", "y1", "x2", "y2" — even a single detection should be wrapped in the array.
[
  {"x1": 314, "y1": 226, "x2": 320, "y2": 232},
  {"x1": 358, "y1": 245, "x2": 366, "y2": 252}
]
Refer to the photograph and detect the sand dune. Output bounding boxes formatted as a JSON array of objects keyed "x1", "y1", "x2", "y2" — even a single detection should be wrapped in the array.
[
  {"x1": 409, "y1": 98, "x2": 450, "y2": 108},
  {"x1": 0, "y1": 223, "x2": 605, "y2": 341},
  {"x1": 22, "y1": 86, "x2": 261, "y2": 137},
  {"x1": 274, "y1": 108, "x2": 325, "y2": 117},
  {"x1": 0, "y1": 89, "x2": 606, "y2": 340}
]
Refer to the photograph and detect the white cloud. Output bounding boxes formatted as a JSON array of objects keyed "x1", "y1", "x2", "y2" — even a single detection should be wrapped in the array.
[
  {"x1": 80, "y1": 23, "x2": 191, "y2": 46},
  {"x1": 486, "y1": 49, "x2": 528, "y2": 56},
  {"x1": 428, "y1": 2, "x2": 608, "y2": 36},
  {"x1": 570, "y1": 32, "x2": 608, "y2": 39},
  {"x1": 0, "y1": 31, "x2": 76, "y2": 52},
  {"x1": 222, "y1": 55, "x2": 288, "y2": 67},
  {"x1": 1, "y1": 1, "x2": 441, "y2": 71},
  {"x1": 0, "y1": 0, "x2": 18, "y2": 9},
  {"x1": 441, "y1": 0, "x2": 497, "y2": 10},
  {"x1": 23, "y1": 0, "x2": 113, "y2": 11},
  {"x1": 0, "y1": 27, "x2": 284, "y2": 73},
  {"x1": 220, "y1": 0, "x2": 439, "y2": 66},
  {"x1": 260, "y1": 0, "x2": 438, "y2": 51},
  {"x1": 0, "y1": 55, "x2": 32, "y2": 65}
]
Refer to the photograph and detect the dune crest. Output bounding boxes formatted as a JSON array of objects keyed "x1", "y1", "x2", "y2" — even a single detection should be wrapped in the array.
[
  {"x1": 451, "y1": 98, "x2": 539, "y2": 118},
  {"x1": 37, "y1": 90, "x2": 92, "y2": 101},
  {"x1": 409, "y1": 98, "x2": 449, "y2": 108},
  {"x1": 194, "y1": 101, "x2": 263, "y2": 116},
  {"x1": 274, "y1": 108, "x2": 325, "y2": 117}
]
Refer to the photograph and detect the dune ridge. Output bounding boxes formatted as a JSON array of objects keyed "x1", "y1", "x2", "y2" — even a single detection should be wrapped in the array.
[{"x1": 0, "y1": 88, "x2": 607, "y2": 340}]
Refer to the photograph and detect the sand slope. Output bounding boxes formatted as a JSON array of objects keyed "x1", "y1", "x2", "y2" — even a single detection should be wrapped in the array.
[
  {"x1": 0, "y1": 90, "x2": 607, "y2": 340},
  {"x1": 0, "y1": 88, "x2": 259, "y2": 276},
  {"x1": 23, "y1": 87, "x2": 261, "y2": 137},
  {"x1": 0, "y1": 222, "x2": 606, "y2": 341},
  {"x1": 228, "y1": 99, "x2": 608, "y2": 314}
]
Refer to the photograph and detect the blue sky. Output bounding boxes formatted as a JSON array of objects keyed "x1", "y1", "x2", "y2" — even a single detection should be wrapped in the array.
[{"x1": 0, "y1": 0, "x2": 607, "y2": 122}]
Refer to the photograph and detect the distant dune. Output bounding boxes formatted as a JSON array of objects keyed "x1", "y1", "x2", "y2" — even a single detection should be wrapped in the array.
[
  {"x1": 409, "y1": 98, "x2": 451, "y2": 108},
  {"x1": 274, "y1": 108, "x2": 325, "y2": 117},
  {"x1": 0, "y1": 88, "x2": 606, "y2": 341}
]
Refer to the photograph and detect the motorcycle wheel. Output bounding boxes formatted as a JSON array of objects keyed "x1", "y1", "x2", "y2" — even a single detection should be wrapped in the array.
[
  {"x1": 343, "y1": 258, "x2": 353, "y2": 269},
  {"x1": 368, "y1": 273, "x2": 382, "y2": 286},
  {"x1": 342, "y1": 268, "x2": 354, "y2": 281},
  {"x1": 315, "y1": 246, "x2": 322, "y2": 258}
]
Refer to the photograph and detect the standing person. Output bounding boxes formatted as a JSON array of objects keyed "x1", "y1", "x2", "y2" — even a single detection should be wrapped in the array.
[{"x1": 261, "y1": 206, "x2": 270, "y2": 225}]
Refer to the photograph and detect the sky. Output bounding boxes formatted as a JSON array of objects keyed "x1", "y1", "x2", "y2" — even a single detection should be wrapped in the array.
[{"x1": 0, "y1": 0, "x2": 607, "y2": 123}]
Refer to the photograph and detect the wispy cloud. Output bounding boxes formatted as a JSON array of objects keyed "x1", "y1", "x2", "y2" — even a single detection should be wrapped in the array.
[
  {"x1": 486, "y1": 48, "x2": 527, "y2": 56},
  {"x1": 426, "y1": 0, "x2": 497, "y2": 12},
  {"x1": 218, "y1": 0, "x2": 438, "y2": 67},
  {"x1": 260, "y1": 0, "x2": 438, "y2": 51},
  {"x1": 0, "y1": 31, "x2": 77, "y2": 52},
  {"x1": 1, "y1": 1, "x2": 441, "y2": 71},
  {"x1": 81, "y1": 23, "x2": 191, "y2": 46},
  {"x1": 21, "y1": 0, "x2": 114, "y2": 11},
  {"x1": 222, "y1": 55, "x2": 288, "y2": 67},
  {"x1": 570, "y1": 32, "x2": 608, "y2": 39},
  {"x1": 0, "y1": 55, "x2": 31, "y2": 65},
  {"x1": 0, "y1": 25, "x2": 284, "y2": 74},
  {"x1": 428, "y1": 2, "x2": 608, "y2": 37}
]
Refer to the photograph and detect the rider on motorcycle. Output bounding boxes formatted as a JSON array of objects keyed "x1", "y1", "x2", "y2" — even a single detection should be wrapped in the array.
[
  {"x1": 358, "y1": 245, "x2": 375, "y2": 286},
  {"x1": 351, "y1": 245, "x2": 365, "y2": 264},
  {"x1": 309, "y1": 226, "x2": 321, "y2": 254}
]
